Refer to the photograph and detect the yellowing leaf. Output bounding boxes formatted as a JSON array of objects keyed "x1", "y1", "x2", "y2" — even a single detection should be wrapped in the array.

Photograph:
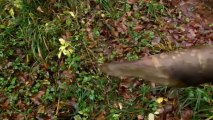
[
  {"x1": 59, "y1": 38, "x2": 66, "y2": 45},
  {"x1": 156, "y1": 97, "x2": 164, "y2": 104},
  {"x1": 59, "y1": 46, "x2": 66, "y2": 51},
  {"x1": 42, "y1": 79, "x2": 50, "y2": 85},
  {"x1": 58, "y1": 38, "x2": 73, "y2": 58},
  {"x1": 9, "y1": 8, "x2": 15, "y2": 17},
  {"x1": 14, "y1": 0, "x2": 22, "y2": 8},
  {"x1": 68, "y1": 49, "x2": 73, "y2": 54},
  {"x1": 58, "y1": 51, "x2": 62, "y2": 58},
  {"x1": 63, "y1": 50, "x2": 68, "y2": 55},
  {"x1": 69, "y1": 11, "x2": 76, "y2": 18}
]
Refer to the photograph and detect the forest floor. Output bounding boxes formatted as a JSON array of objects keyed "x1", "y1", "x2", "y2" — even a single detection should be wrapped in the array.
[{"x1": 0, "y1": 0, "x2": 212, "y2": 119}]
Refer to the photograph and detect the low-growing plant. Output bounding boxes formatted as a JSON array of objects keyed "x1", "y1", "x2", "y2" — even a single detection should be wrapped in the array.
[
  {"x1": 58, "y1": 38, "x2": 74, "y2": 59},
  {"x1": 146, "y1": 1, "x2": 165, "y2": 18}
]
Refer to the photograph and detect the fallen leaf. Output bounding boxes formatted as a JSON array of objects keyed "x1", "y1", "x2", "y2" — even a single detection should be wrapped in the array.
[
  {"x1": 50, "y1": 0, "x2": 56, "y2": 4},
  {"x1": 15, "y1": 114, "x2": 25, "y2": 120},
  {"x1": 37, "y1": 105, "x2": 45, "y2": 114},
  {"x1": 133, "y1": 24, "x2": 144, "y2": 32},
  {"x1": 0, "y1": 99, "x2": 9, "y2": 110},
  {"x1": 96, "y1": 111, "x2": 106, "y2": 120},
  {"x1": 152, "y1": 37, "x2": 161, "y2": 45},
  {"x1": 17, "y1": 100, "x2": 25, "y2": 109},
  {"x1": 118, "y1": 79, "x2": 134, "y2": 99},
  {"x1": 137, "y1": 115, "x2": 144, "y2": 120},
  {"x1": 30, "y1": 91, "x2": 45, "y2": 105},
  {"x1": 37, "y1": 6, "x2": 44, "y2": 13},
  {"x1": 117, "y1": 22, "x2": 128, "y2": 35},
  {"x1": 118, "y1": 102, "x2": 123, "y2": 110},
  {"x1": 127, "y1": 0, "x2": 138, "y2": 4},
  {"x1": 86, "y1": 27, "x2": 94, "y2": 41},
  {"x1": 181, "y1": 109, "x2": 193, "y2": 120},
  {"x1": 148, "y1": 113, "x2": 155, "y2": 120}
]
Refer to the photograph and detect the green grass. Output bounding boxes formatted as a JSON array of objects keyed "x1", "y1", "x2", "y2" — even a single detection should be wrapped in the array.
[{"x1": 0, "y1": 0, "x2": 212, "y2": 119}]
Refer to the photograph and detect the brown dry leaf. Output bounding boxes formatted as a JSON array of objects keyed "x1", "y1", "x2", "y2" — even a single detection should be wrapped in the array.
[
  {"x1": 127, "y1": 0, "x2": 138, "y2": 4},
  {"x1": 180, "y1": 109, "x2": 193, "y2": 120},
  {"x1": 62, "y1": 70, "x2": 76, "y2": 82},
  {"x1": 123, "y1": 47, "x2": 132, "y2": 53},
  {"x1": 105, "y1": 20, "x2": 119, "y2": 37},
  {"x1": 64, "y1": 99, "x2": 78, "y2": 111},
  {"x1": 37, "y1": 105, "x2": 45, "y2": 114},
  {"x1": 96, "y1": 111, "x2": 106, "y2": 120},
  {"x1": 133, "y1": 79, "x2": 142, "y2": 88},
  {"x1": 55, "y1": 99, "x2": 78, "y2": 118},
  {"x1": 180, "y1": 41, "x2": 193, "y2": 47},
  {"x1": 170, "y1": 0, "x2": 181, "y2": 7},
  {"x1": 15, "y1": 114, "x2": 25, "y2": 120},
  {"x1": 88, "y1": 41, "x2": 98, "y2": 49},
  {"x1": 163, "y1": 104, "x2": 173, "y2": 113},
  {"x1": 18, "y1": 73, "x2": 26, "y2": 83},
  {"x1": 115, "y1": 45, "x2": 125, "y2": 56},
  {"x1": 0, "y1": 99, "x2": 9, "y2": 110},
  {"x1": 117, "y1": 22, "x2": 128, "y2": 35},
  {"x1": 17, "y1": 100, "x2": 25, "y2": 109},
  {"x1": 118, "y1": 79, "x2": 135, "y2": 99},
  {"x1": 133, "y1": 23, "x2": 144, "y2": 32},
  {"x1": 155, "y1": 103, "x2": 174, "y2": 115},
  {"x1": 30, "y1": 91, "x2": 45, "y2": 105},
  {"x1": 5, "y1": 62, "x2": 12, "y2": 68},
  {"x1": 173, "y1": 34, "x2": 179, "y2": 40},
  {"x1": 18, "y1": 72, "x2": 34, "y2": 86},
  {"x1": 110, "y1": 27, "x2": 119, "y2": 37},
  {"x1": 50, "y1": 0, "x2": 56, "y2": 4},
  {"x1": 186, "y1": 28, "x2": 196, "y2": 39},
  {"x1": 118, "y1": 86, "x2": 132, "y2": 99},
  {"x1": 86, "y1": 27, "x2": 94, "y2": 41},
  {"x1": 137, "y1": 115, "x2": 144, "y2": 120},
  {"x1": 152, "y1": 36, "x2": 161, "y2": 45}
]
